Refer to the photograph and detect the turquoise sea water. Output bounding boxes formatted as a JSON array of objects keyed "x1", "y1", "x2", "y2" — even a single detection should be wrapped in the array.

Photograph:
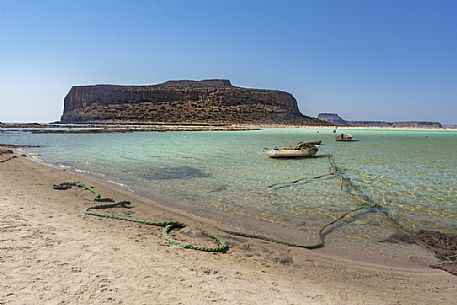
[{"x1": 2, "y1": 128, "x2": 456, "y2": 239}]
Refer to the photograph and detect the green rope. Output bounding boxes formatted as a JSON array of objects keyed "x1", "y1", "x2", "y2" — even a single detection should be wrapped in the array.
[
  {"x1": 0, "y1": 156, "x2": 17, "y2": 163},
  {"x1": 53, "y1": 182, "x2": 228, "y2": 253},
  {"x1": 162, "y1": 224, "x2": 228, "y2": 252},
  {"x1": 219, "y1": 205, "x2": 370, "y2": 250},
  {"x1": 218, "y1": 154, "x2": 391, "y2": 250}
]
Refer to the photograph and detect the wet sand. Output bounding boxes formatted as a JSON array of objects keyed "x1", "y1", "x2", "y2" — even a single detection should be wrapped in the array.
[{"x1": 1, "y1": 149, "x2": 456, "y2": 304}]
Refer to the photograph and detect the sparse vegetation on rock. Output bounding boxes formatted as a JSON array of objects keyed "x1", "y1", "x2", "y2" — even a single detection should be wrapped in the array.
[{"x1": 61, "y1": 79, "x2": 325, "y2": 125}]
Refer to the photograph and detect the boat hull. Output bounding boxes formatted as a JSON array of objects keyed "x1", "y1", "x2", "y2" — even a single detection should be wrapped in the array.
[
  {"x1": 263, "y1": 146, "x2": 319, "y2": 158},
  {"x1": 335, "y1": 134, "x2": 355, "y2": 141}
]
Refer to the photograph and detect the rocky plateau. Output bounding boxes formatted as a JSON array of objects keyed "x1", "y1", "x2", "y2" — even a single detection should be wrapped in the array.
[{"x1": 61, "y1": 79, "x2": 324, "y2": 125}]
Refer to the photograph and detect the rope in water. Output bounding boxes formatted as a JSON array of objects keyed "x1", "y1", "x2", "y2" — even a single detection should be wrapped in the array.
[
  {"x1": 268, "y1": 172, "x2": 336, "y2": 190},
  {"x1": 220, "y1": 154, "x2": 438, "y2": 251},
  {"x1": 219, "y1": 205, "x2": 369, "y2": 250},
  {"x1": 53, "y1": 182, "x2": 228, "y2": 253},
  {"x1": 219, "y1": 155, "x2": 384, "y2": 249},
  {"x1": 268, "y1": 155, "x2": 339, "y2": 190},
  {"x1": 329, "y1": 157, "x2": 457, "y2": 259},
  {"x1": 228, "y1": 154, "x2": 451, "y2": 258}
]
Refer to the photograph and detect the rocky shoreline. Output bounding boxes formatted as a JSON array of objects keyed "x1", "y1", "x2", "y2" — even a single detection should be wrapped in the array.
[{"x1": 0, "y1": 123, "x2": 260, "y2": 133}]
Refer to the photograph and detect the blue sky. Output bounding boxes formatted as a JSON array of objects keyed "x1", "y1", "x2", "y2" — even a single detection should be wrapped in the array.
[{"x1": 0, "y1": 0, "x2": 456, "y2": 123}]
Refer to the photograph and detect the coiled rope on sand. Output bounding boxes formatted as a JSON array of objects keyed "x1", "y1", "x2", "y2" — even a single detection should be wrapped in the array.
[{"x1": 53, "y1": 181, "x2": 228, "y2": 253}]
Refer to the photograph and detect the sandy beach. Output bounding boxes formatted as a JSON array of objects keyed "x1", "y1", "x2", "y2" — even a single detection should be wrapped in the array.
[{"x1": 1, "y1": 149, "x2": 456, "y2": 305}]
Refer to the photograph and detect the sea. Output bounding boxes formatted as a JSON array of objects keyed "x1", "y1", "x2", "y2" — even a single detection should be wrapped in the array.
[{"x1": 2, "y1": 127, "x2": 456, "y2": 258}]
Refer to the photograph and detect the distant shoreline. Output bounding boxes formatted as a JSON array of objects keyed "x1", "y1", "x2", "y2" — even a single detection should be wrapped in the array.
[
  {"x1": 1, "y1": 122, "x2": 456, "y2": 134},
  {"x1": 302, "y1": 125, "x2": 457, "y2": 131}
]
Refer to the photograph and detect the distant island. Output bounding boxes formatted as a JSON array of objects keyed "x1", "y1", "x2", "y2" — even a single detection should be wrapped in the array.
[
  {"x1": 60, "y1": 79, "x2": 325, "y2": 126},
  {"x1": 317, "y1": 113, "x2": 443, "y2": 128}
]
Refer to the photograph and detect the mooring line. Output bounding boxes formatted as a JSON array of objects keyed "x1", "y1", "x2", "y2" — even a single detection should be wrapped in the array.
[
  {"x1": 224, "y1": 153, "x2": 452, "y2": 257},
  {"x1": 0, "y1": 156, "x2": 17, "y2": 163},
  {"x1": 53, "y1": 182, "x2": 228, "y2": 253}
]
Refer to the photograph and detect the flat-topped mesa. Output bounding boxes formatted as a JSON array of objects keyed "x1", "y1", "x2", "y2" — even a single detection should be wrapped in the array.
[
  {"x1": 317, "y1": 113, "x2": 443, "y2": 128},
  {"x1": 61, "y1": 79, "x2": 324, "y2": 125},
  {"x1": 317, "y1": 113, "x2": 347, "y2": 125}
]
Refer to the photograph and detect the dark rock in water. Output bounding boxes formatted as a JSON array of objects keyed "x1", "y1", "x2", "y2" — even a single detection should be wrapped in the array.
[
  {"x1": 384, "y1": 230, "x2": 457, "y2": 276},
  {"x1": 60, "y1": 79, "x2": 326, "y2": 125},
  {"x1": 416, "y1": 230, "x2": 457, "y2": 251},
  {"x1": 415, "y1": 230, "x2": 457, "y2": 277},
  {"x1": 431, "y1": 262, "x2": 457, "y2": 276},
  {"x1": 143, "y1": 166, "x2": 210, "y2": 180}
]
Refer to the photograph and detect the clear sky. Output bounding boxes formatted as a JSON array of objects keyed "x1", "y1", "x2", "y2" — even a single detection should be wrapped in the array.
[{"x1": 0, "y1": 0, "x2": 456, "y2": 124}]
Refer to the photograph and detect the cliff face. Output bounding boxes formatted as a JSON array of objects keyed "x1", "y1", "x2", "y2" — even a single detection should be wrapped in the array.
[{"x1": 61, "y1": 80, "x2": 323, "y2": 125}]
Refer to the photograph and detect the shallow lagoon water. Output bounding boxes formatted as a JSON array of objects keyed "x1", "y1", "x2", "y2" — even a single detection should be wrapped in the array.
[{"x1": 3, "y1": 128, "x2": 457, "y2": 240}]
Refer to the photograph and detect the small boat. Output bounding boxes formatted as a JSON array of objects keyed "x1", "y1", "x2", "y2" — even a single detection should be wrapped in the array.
[
  {"x1": 335, "y1": 134, "x2": 356, "y2": 141},
  {"x1": 263, "y1": 141, "x2": 319, "y2": 158}
]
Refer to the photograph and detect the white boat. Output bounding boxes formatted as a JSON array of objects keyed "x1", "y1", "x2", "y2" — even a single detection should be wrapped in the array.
[
  {"x1": 263, "y1": 141, "x2": 319, "y2": 158},
  {"x1": 335, "y1": 134, "x2": 358, "y2": 141}
]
